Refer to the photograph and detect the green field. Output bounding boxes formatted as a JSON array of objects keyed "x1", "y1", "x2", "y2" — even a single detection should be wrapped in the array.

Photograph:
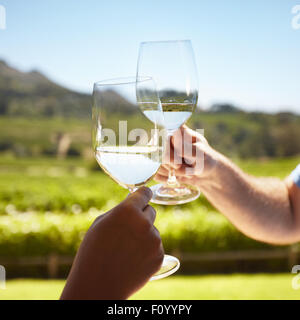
[
  {"x1": 1, "y1": 154, "x2": 299, "y2": 214},
  {"x1": 0, "y1": 155, "x2": 299, "y2": 258},
  {"x1": 0, "y1": 150, "x2": 300, "y2": 296},
  {"x1": 1, "y1": 112, "x2": 300, "y2": 159},
  {"x1": 0, "y1": 274, "x2": 299, "y2": 300}
]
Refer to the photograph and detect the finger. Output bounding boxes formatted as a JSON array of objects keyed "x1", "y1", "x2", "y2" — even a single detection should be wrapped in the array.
[
  {"x1": 181, "y1": 144, "x2": 198, "y2": 163},
  {"x1": 177, "y1": 176, "x2": 195, "y2": 185},
  {"x1": 126, "y1": 186, "x2": 152, "y2": 210},
  {"x1": 174, "y1": 139, "x2": 205, "y2": 166},
  {"x1": 170, "y1": 127, "x2": 190, "y2": 160},
  {"x1": 168, "y1": 132, "x2": 183, "y2": 168},
  {"x1": 172, "y1": 165, "x2": 193, "y2": 176},
  {"x1": 163, "y1": 136, "x2": 182, "y2": 169},
  {"x1": 143, "y1": 205, "x2": 156, "y2": 225},
  {"x1": 157, "y1": 165, "x2": 169, "y2": 177},
  {"x1": 93, "y1": 211, "x2": 109, "y2": 225},
  {"x1": 151, "y1": 225, "x2": 163, "y2": 247},
  {"x1": 172, "y1": 129, "x2": 192, "y2": 156},
  {"x1": 162, "y1": 138, "x2": 172, "y2": 165},
  {"x1": 171, "y1": 125, "x2": 207, "y2": 157},
  {"x1": 162, "y1": 134, "x2": 173, "y2": 165},
  {"x1": 180, "y1": 125, "x2": 197, "y2": 143},
  {"x1": 181, "y1": 125, "x2": 207, "y2": 144},
  {"x1": 154, "y1": 173, "x2": 168, "y2": 183}
]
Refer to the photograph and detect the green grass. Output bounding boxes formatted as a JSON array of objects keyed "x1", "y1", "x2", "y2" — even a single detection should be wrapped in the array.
[
  {"x1": 0, "y1": 117, "x2": 91, "y2": 153},
  {"x1": 0, "y1": 154, "x2": 299, "y2": 214},
  {"x1": 0, "y1": 155, "x2": 299, "y2": 256},
  {"x1": 133, "y1": 274, "x2": 300, "y2": 300},
  {"x1": 0, "y1": 155, "x2": 128, "y2": 213},
  {"x1": 0, "y1": 274, "x2": 299, "y2": 300},
  {"x1": 1, "y1": 113, "x2": 300, "y2": 159}
]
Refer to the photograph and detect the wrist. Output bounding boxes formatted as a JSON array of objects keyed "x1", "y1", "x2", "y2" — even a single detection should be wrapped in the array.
[{"x1": 194, "y1": 148, "x2": 229, "y2": 189}]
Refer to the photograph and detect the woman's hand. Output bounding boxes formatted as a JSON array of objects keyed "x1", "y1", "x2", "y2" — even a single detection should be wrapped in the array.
[{"x1": 61, "y1": 187, "x2": 164, "y2": 300}]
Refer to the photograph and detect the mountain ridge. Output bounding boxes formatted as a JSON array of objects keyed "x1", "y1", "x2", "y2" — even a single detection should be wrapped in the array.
[
  {"x1": 0, "y1": 60, "x2": 141, "y2": 117},
  {"x1": 0, "y1": 60, "x2": 298, "y2": 117}
]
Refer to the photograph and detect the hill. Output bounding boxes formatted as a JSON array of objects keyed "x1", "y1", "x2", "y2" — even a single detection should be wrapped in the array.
[
  {"x1": 0, "y1": 60, "x2": 299, "y2": 159},
  {"x1": 0, "y1": 60, "x2": 134, "y2": 117},
  {"x1": 0, "y1": 60, "x2": 91, "y2": 117}
]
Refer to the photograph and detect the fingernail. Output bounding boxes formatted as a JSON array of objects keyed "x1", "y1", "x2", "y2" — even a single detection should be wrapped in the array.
[{"x1": 140, "y1": 186, "x2": 152, "y2": 198}]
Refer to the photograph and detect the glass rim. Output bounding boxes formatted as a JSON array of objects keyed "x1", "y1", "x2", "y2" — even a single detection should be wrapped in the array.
[
  {"x1": 140, "y1": 39, "x2": 191, "y2": 45},
  {"x1": 94, "y1": 76, "x2": 152, "y2": 87}
]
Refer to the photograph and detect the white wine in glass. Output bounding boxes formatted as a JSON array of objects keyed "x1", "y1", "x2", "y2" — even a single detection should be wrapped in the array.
[
  {"x1": 95, "y1": 145, "x2": 161, "y2": 191},
  {"x1": 92, "y1": 77, "x2": 180, "y2": 280},
  {"x1": 137, "y1": 40, "x2": 200, "y2": 205}
]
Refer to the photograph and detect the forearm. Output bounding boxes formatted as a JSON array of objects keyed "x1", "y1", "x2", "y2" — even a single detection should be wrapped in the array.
[{"x1": 197, "y1": 153, "x2": 297, "y2": 244}]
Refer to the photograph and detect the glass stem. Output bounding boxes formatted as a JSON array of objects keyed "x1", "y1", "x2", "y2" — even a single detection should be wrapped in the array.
[
  {"x1": 128, "y1": 187, "x2": 137, "y2": 193},
  {"x1": 167, "y1": 167, "x2": 179, "y2": 186},
  {"x1": 166, "y1": 131, "x2": 180, "y2": 188}
]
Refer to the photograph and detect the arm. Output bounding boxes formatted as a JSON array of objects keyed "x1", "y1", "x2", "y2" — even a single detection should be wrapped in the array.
[
  {"x1": 195, "y1": 155, "x2": 299, "y2": 245},
  {"x1": 61, "y1": 187, "x2": 163, "y2": 300},
  {"x1": 156, "y1": 126, "x2": 300, "y2": 245}
]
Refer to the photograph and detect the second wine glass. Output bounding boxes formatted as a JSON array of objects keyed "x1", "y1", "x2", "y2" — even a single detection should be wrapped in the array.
[
  {"x1": 92, "y1": 77, "x2": 180, "y2": 280},
  {"x1": 137, "y1": 40, "x2": 200, "y2": 205}
]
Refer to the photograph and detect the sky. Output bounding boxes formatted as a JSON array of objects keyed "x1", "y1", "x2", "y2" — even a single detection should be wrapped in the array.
[{"x1": 0, "y1": 0, "x2": 299, "y2": 113}]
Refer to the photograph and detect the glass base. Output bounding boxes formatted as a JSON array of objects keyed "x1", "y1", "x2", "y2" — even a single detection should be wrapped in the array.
[
  {"x1": 150, "y1": 183, "x2": 200, "y2": 205},
  {"x1": 150, "y1": 254, "x2": 180, "y2": 281}
]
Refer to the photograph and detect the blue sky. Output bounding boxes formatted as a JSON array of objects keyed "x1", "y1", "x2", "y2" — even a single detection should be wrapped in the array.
[{"x1": 0, "y1": 0, "x2": 299, "y2": 113}]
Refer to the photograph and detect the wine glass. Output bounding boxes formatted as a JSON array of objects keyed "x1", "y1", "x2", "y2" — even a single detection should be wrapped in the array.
[
  {"x1": 137, "y1": 40, "x2": 200, "y2": 205},
  {"x1": 92, "y1": 77, "x2": 180, "y2": 280}
]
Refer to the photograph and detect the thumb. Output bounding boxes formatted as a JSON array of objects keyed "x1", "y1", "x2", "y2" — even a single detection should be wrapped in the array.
[{"x1": 123, "y1": 186, "x2": 152, "y2": 210}]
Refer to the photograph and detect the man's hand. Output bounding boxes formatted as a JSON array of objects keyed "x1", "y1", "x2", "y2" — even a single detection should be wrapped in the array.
[
  {"x1": 155, "y1": 125, "x2": 300, "y2": 245},
  {"x1": 155, "y1": 125, "x2": 221, "y2": 187},
  {"x1": 60, "y1": 187, "x2": 164, "y2": 300}
]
